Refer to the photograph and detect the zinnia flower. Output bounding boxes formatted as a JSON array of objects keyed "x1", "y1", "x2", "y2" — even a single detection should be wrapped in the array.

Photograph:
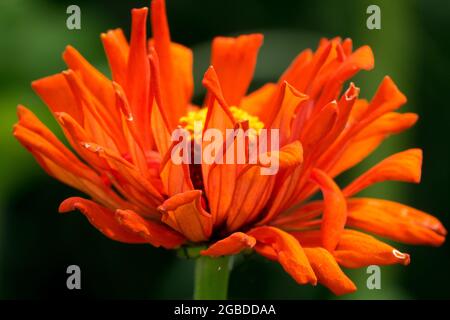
[{"x1": 14, "y1": 0, "x2": 446, "y2": 296}]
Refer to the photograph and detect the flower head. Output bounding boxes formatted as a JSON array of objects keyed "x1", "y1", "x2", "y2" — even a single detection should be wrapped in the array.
[{"x1": 14, "y1": 0, "x2": 446, "y2": 295}]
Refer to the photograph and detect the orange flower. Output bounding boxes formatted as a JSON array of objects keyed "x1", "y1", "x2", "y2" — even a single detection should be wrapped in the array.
[{"x1": 13, "y1": 0, "x2": 446, "y2": 296}]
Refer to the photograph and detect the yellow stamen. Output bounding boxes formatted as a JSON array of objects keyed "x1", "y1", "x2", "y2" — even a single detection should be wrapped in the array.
[{"x1": 179, "y1": 106, "x2": 264, "y2": 134}]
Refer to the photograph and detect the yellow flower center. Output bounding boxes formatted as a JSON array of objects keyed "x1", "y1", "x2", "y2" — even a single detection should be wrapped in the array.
[{"x1": 179, "y1": 106, "x2": 264, "y2": 134}]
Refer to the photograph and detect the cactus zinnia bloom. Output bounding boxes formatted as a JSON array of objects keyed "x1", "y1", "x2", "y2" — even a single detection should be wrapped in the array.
[{"x1": 13, "y1": 0, "x2": 446, "y2": 296}]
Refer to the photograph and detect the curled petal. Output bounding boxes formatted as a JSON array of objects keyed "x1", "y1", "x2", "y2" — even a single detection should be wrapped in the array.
[
  {"x1": 248, "y1": 226, "x2": 317, "y2": 285},
  {"x1": 310, "y1": 169, "x2": 347, "y2": 251},
  {"x1": 158, "y1": 190, "x2": 212, "y2": 242},
  {"x1": 268, "y1": 81, "x2": 308, "y2": 144},
  {"x1": 59, "y1": 197, "x2": 145, "y2": 244},
  {"x1": 201, "y1": 232, "x2": 256, "y2": 257},
  {"x1": 304, "y1": 248, "x2": 356, "y2": 295},
  {"x1": 115, "y1": 209, "x2": 185, "y2": 249}
]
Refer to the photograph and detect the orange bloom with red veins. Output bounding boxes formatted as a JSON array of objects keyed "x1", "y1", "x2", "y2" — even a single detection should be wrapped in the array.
[{"x1": 14, "y1": 0, "x2": 446, "y2": 295}]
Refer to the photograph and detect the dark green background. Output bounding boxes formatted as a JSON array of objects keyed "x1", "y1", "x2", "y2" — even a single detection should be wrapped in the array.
[{"x1": 0, "y1": 0, "x2": 449, "y2": 299}]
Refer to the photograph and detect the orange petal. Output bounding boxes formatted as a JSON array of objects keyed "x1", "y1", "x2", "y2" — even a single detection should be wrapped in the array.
[
  {"x1": 254, "y1": 243, "x2": 278, "y2": 261},
  {"x1": 333, "y1": 230, "x2": 411, "y2": 268},
  {"x1": 56, "y1": 112, "x2": 110, "y2": 171},
  {"x1": 355, "y1": 112, "x2": 418, "y2": 141},
  {"x1": 328, "y1": 112, "x2": 418, "y2": 178},
  {"x1": 315, "y1": 45, "x2": 373, "y2": 107},
  {"x1": 59, "y1": 197, "x2": 145, "y2": 244},
  {"x1": 149, "y1": 50, "x2": 173, "y2": 157},
  {"x1": 151, "y1": 0, "x2": 190, "y2": 126},
  {"x1": 269, "y1": 82, "x2": 309, "y2": 144},
  {"x1": 279, "y1": 49, "x2": 313, "y2": 91},
  {"x1": 289, "y1": 229, "x2": 322, "y2": 248},
  {"x1": 300, "y1": 100, "x2": 338, "y2": 155},
  {"x1": 31, "y1": 73, "x2": 83, "y2": 123},
  {"x1": 276, "y1": 140, "x2": 304, "y2": 169},
  {"x1": 14, "y1": 107, "x2": 125, "y2": 209},
  {"x1": 159, "y1": 190, "x2": 212, "y2": 242},
  {"x1": 272, "y1": 200, "x2": 324, "y2": 228},
  {"x1": 159, "y1": 140, "x2": 194, "y2": 196},
  {"x1": 248, "y1": 226, "x2": 317, "y2": 285},
  {"x1": 201, "y1": 232, "x2": 256, "y2": 257},
  {"x1": 82, "y1": 142, "x2": 164, "y2": 210},
  {"x1": 126, "y1": 7, "x2": 151, "y2": 135},
  {"x1": 63, "y1": 45, "x2": 116, "y2": 114},
  {"x1": 343, "y1": 149, "x2": 422, "y2": 197},
  {"x1": 347, "y1": 198, "x2": 446, "y2": 246},
  {"x1": 310, "y1": 169, "x2": 347, "y2": 251},
  {"x1": 16, "y1": 105, "x2": 81, "y2": 163},
  {"x1": 226, "y1": 166, "x2": 275, "y2": 232},
  {"x1": 201, "y1": 66, "x2": 237, "y2": 227},
  {"x1": 101, "y1": 28, "x2": 129, "y2": 86},
  {"x1": 356, "y1": 76, "x2": 407, "y2": 130},
  {"x1": 283, "y1": 39, "x2": 332, "y2": 93},
  {"x1": 115, "y1": 209, "x2": 185, "y2": 249},
  {"x1": 245, "y1": 141, "x2": 304, "y2": 227},
  {"x1": 304, "y1": 248, "x2": 356, "y2": 295},
  {"x1": 240, "y1": 83, "x2": 277, "y2": 123},
  {"x1": 211, "y1": 34, "x2": 263, "y2": 105}
]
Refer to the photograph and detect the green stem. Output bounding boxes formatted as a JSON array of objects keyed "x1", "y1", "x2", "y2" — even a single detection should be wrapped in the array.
[{"x1": 194, "y1": 255, "x2": 232, "y2": 300}]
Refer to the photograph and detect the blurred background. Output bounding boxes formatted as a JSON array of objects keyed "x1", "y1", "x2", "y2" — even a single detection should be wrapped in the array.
[{"x1": 0, "y1": 0, "x2": 449, "y2": 299}]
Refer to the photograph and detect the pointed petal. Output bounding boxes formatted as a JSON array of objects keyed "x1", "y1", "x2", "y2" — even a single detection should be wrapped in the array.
[
  {"x1": 82, "y1": 142, "x2": 164, "y2": 210},
  {"x1": 126, "y1": 7, "x2": 151, "y2": 132},
  {"x1": 310, "y1": 169, "x2": 347, "y2": 251},
  {"x1": 343, "y1": 149, "x2": 422, "y2": 197},
  {"x1": 63, "y1": 45, "x2": 116, "y2": 113},
  {"x1": 115, "y1": 209, "x2": 185, "y2": 248},
  {"x1": 14, "y1": 107, "x2": 125, "y2": 209},
  {"x1": 151, "y1": 0, "x2": 190, "y2": 126},
  {"x1": 149, "y1": 51, "x2": 173, "y2": 157},
  {"x1": 248, "y1": 226, "x2": 317, "y2": 285},
  {"x1": 304, "y1": 248, "x2": 356, "y2": 295},
  {"x1": 356, "y1": 76, "x2": 407, "y2": 129},
  {"x1": 211, "y1": 34, "x2": 263, "y2": 105},
  {"x1": 101, "y1": 28, "x2": 129, "y2": 86},
  {"x1": 59, "y1": 197, "x2": 145, "y2": 243},
  {"x1": 31, "y1": 73, "x2": 83, "y2": 123},
  {"x1": 201, "y1": 232, "x2": 256, "y2": 257},
  {"x1": 326, "y1": 111, "x2": 419, "y2": 178},
  {"x1": 347, "y1": 198, "x2": 446, "y2": 246}
]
